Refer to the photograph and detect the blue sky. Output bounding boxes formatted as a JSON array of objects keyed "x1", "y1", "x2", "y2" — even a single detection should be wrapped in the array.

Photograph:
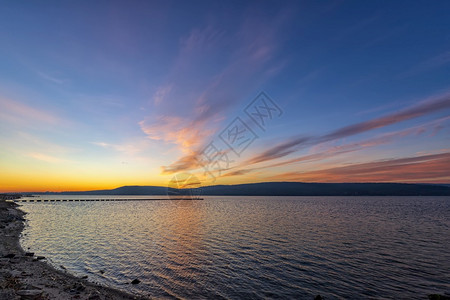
[{"x1": 0, "y1": 1, "x2": 449, "y2": 191}]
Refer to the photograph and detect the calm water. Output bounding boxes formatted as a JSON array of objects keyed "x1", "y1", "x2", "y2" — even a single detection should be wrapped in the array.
[{"x1": 19, "y1": 196, "x2": 450, "y2": 299}]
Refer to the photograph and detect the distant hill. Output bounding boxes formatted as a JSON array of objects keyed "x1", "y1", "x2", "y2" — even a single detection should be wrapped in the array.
[
  {"x1": 40, "y1": 185, "x2": 168, "y2": 195},
  {"x1": 36, "y1": 182, "x2": 450, "y2": 196}
]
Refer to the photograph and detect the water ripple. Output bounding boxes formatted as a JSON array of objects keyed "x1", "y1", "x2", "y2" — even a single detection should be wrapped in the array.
[{"x1": 19, "y1": 196, "x2": 450, "y2": 299}]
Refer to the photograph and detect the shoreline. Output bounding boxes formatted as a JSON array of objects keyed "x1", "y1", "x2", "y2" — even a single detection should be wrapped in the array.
[{"x1": 0, "y1": 200, "x2": 146, "y2": 299}]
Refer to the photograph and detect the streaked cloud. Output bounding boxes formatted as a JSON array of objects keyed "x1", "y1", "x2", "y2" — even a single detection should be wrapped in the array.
[
  {"x1": 27, "y1": 152, "x2": 71, "y2": 164},
  {"x1": 271, "y1": 152, "x2": 450, "y2": 183},
  {"x1": 245, "y1": 92, "x2": 450, "y2": 166},
  {"x1": 160, "y1": 152, "x2": 201, "y2": 175},
  {"x1": 37, "y1": 71, "x2": 66, "y2": 85},
  {"x1": 0, "y1": 97, "x2": 61, "y2": 126},
  {"x1": 400, "y1": 51, "x2": 450, "y2": 78},
  {"x1": 92, "y1": 141, "x2": 149, "y2": 156},
  {"x1": 141, "y1": 9, "x2": 293, "y2": 173},
  {"x1": 225, "y1": 116, "x2": 450, "y2": 178}
]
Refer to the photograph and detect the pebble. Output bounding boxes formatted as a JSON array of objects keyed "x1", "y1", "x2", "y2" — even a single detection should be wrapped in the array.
[{"x1": 16, "y1": 289, "x2": 43, "y2": 299}]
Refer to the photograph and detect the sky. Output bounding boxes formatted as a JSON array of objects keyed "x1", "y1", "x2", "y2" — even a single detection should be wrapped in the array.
[{"x1": 0, "y1": 1, "x2": 449, "y2": 192}]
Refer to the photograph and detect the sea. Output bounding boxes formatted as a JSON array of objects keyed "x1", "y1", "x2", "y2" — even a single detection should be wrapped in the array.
[{"x1": 18, "y1": 195, "x2": 450, "y2": 299}]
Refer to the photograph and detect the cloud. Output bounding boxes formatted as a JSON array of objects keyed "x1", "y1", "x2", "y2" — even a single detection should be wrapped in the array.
[
  {"x1": 225, "y1": 116, "x2": 450, "y2": 178},
  {"x1": 17, "y1": 132, "x2": 76, "y2": 154},
  {"x1": 37, "y1": 71, "x2": 66, "y2": 85},
  {"x1": 222, "y1": 169, "x2": 255, "y2": 177},
  {"x1": 160, "y1": 152, "x2": 201, "y2": 175},
  {"x1": 92, "y1": 140, "x2": 150, "y2": 156},
  {"x1": 27, "y1": 152, "x2": 71, "y2": 164},
  {"x1": 399, "y1": 51, "x2": 450, "y2": 78},
  {"x1": 179, "y1": 25, "x2": 224, "y2": 53},
  {"x1": 0, "y1": 97, "x2": 61, "y2": 126},
  {"x1": 247, "y1": 136, "x2": 312, "y2": 165},
  {"x1": 321, "y1": 92, "x2": 450, "y2": 141},
  {"x1": 139, "y1": 116, "x2": 214, "y2": 153},
  {"x1": 140, "y1": 9, "x2": 294, "y2": 173},
  {"x1": 153, "y1": 84, "x2": 173, "y2": 105},
  {"x1": 244, "y1": 92, "x2": 450, "y2": 166},
  {"x1": 271, "y1": 152, "x2": 450, "y2": 183}
]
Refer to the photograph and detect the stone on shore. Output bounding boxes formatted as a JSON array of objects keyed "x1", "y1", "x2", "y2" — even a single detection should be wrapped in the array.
[
  {"x1": 428, "y1": 294, "x2": 450, "y2": 300},
  {"x1": 16, "y1": 289, "x2": 43, "y2": 299}
]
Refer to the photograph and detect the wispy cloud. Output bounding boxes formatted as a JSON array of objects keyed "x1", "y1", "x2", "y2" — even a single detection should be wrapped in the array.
[
  {"x1": 140, "y1": 8, "x2": 294, "y2": 173},
  {"x1": 160, "y1": 152, "x2": 201, "y2": 175},
  {"x1": 17, "y1": 132, "x2": 76, "y2": 154},
  {"x1": 397, "y1": 51, "x2": 450, "y2": 78},
  {"x1": 399, "y1": 51, "x2": 450, "y2": 78},
  {"x1": 225, "y1": 116, "x2": 450, "y2": 178},
  {"x1": 27, "y1": 152, "x2": 71, "y2": 164},
  {"x1": 270, "y1": 152, "x2": 450, "y2": 183},
  {"x1": 245, "y1": 92, "x2": 450, "y2": 166},
  {"x1": 153, "y1": 84, "x2": 173, "y2": 106},
  {"x1": 37, "y1": 71, "x2": 66, "y2": 85},
  {"x1": 92, "y1": 141, "x2": 149, "y2": 156},
  {"x1": 0, "y1": 97, "x2": 61, "y2": 126},
  {"x1": 321, "y1": 92, "x2": 450, "y2": 140}
]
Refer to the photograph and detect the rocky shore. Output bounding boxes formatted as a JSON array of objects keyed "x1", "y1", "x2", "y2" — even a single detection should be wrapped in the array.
[{"x1": 0, "y1": 199, "x2": 145, "y2": 300}]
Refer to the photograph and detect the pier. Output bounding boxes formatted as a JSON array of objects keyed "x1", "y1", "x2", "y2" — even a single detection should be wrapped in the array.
[{"x1": 11, "y1": 197, "x2": 203, "y2": 203}]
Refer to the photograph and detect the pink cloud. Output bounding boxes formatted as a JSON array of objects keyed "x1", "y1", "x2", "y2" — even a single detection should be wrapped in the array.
[
  {"x1": 270, "y1": 152, "x2": 450, "y2": 183},
  {"x1": 0, "y1": 97, "x2": 60, "y2": 126},
  {"x1": 141, "y1": 11, "x2": 294, "y2": 174},
  {"x1": 225, "y1": 116, "x2": 450, "y2": 178},
  {"x1": 244, "y1": 92, "x2": 450, "y2": 166},
  {"x1": 139, "y1": 116, "x2": 214, "y2": 153}
]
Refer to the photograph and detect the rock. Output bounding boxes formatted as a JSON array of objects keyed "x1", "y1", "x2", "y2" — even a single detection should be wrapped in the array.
[
  {"x1": 74, "y1": 282, "x2": 86, "y2": 291},
  {"x1": 429, "y1": 295, "x2": 450, "y2": 300},
  {"x1": 0, "y1": 290, "x2": 17, "y2": 300},
  {"x1": 60, "y1": 265, "x2": 66, "y2": 270},
  {"x1": 314, "y1": 295, "x2": 324, "y2": 300},
  {"x1": 35, "y1": 256, "x2": 45, "y2": 260},
  {"x1": 80, "y1": 275, "x2": 88, "y2": 279},
  {"x1": 9, "y1": 257, "x2": 20, "y2": 264},
  {"x1": 3, "y1": 253, "x2": 15, "y2": 258},
  {"x1": 88, "y1": 290, "x2": 101, "y2": 300},
  {"x1": 99, "y1": 270, "x2": 105, "y2": 274},
  {"x1": 68, "y1": 289, "x2": 79, "y2": 295},
  {"x1": 24, "y1": 252, "x2": 34, "y2": 257},
  {"x1": 131, "y1": 278, "x2": 141, "y2": 284},
  {"x1": 16, "y1": 289, "x2": 43, "y2": 299}
]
